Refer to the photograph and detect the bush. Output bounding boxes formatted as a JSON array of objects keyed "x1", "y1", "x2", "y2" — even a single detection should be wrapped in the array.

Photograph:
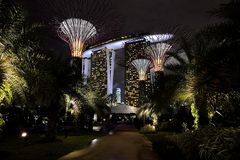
[
  {"x1": 175, "y1": 127, "x2": 240, "y2": 160},
  {"x1": 148, "y1": 134, "x2": 185, "y2": 160},
  {"x1": 0, "y1": 117, "x2": 5, "y2": 134},
  {"x1": 146, "y1": 127, "x2": 240, "y2": 160},
  {"x1": 140, "y1": 124, "x2": 156, "y2": 133},
  {"x1": 0, "y1": 117, "x2": 5, "y2": 128}
]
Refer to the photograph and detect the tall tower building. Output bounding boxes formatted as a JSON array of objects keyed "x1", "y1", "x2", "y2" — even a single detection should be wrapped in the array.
[
  {"x1": 91, "y1": 49, "x2": 108, "y2": 96},
  {"x1": 90, "y1": 48, "x2": 116, "y2": 97},
  {"x1": 125, "y1": 40, "x2": 152, "y2": 107},
  {"x1": 83, "y1": 34, "x2": 174, "y2": 109}
]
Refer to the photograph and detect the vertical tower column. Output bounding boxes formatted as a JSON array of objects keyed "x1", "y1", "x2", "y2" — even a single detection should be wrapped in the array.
[
  {"x1": 116, "y1": 88, "x2": 121, "y2": 104},
  {"x1": 106, "y1": 48, "x2": 116, "y2": 95},
  {"x1": 82, "y1": 57, "x2": 91, "y2": 84}
]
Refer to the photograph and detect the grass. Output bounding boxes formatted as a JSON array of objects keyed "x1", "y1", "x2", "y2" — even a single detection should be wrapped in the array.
[{"x1": 0, "y1": 132, "x2": 105, "y2": 160}]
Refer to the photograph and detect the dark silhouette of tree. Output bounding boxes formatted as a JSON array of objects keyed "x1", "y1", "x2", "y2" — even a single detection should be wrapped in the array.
[{"x1": 182, "y1": 0, "x2": 240, "y2": 126}]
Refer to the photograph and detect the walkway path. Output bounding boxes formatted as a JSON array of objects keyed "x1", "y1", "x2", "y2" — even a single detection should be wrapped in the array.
[{"x1": 59, "y1": 125, "x2": 158, "y2": 160}]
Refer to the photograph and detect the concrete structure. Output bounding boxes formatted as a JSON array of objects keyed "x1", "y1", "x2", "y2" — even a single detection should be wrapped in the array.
[{"x1": 82, "y1": 34, "x2": 173, "y2": 107}]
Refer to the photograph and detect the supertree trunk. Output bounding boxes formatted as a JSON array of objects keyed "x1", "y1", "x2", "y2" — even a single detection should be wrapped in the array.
[
  {"x1": 70, "y1": 57, "x2": 82, "y2": 81},
  {"x1": 79, "y1": 112, "x2": 85, "y2": 131},
  {"x1": 195, "y1": 90, "x2": 209, "y2": 126},
  {"x1": 87, "y1": 111, "x2": 94, "y2": 132},
  {"x1": 139, "y1": 80, "x2": 146, "y2": 106},
  {"x1": 46, "y1": 114, "x2": 56, "y2": 141},
  {"x1": 154, "y1": 71, "x2": 165, "y2": 94},
  {"x1": 45, "y1": 103, "x2": 59, "y2": 142}
]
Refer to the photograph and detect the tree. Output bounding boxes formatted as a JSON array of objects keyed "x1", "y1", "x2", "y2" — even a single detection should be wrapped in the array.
[
  {"x1": 0, "y1": 51, "x2": 26, "y2": 106},
  {"x1": 0, "y1": 1, "x2": 83, "y2": 140},
  {"x1": 0, "y1": 0, "x2": 27, "y2": 106},
  {"x1": 73, "y1": 83, "x2": 110, "y2": 131},
  {"x1": 176, "y1": 0, "x2": 240, "y2": 127},
  {"x1": 139, "y1": 37, "x2": 191, "y2": 127}
]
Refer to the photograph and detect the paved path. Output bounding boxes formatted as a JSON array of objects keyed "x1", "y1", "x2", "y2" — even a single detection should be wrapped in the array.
[{"x1": 59, "y1": 125, "x2": 158, "y2": 160}]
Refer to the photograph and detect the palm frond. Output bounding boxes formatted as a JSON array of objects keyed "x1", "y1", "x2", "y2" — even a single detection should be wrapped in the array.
[{"x1": 0, "y1": 53, "x2": 27, "y2": 106}]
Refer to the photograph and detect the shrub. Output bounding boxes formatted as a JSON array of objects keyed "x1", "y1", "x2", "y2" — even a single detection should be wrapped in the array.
[
  {"x1": 175, "y1": 127, "x2": 240, "y2": 160},
  {"x1": 146, "y1": 133, "x2": 185, "y2": 160},
  {"x1": 140, "y1": 124, "x2": 156, "y2": 133},
  {"x1": 146, "y1": 127, "x2": 240, "y2": 160},
  {"x1": 0, "y1": 117, "x2": 5, "y2": 128}
]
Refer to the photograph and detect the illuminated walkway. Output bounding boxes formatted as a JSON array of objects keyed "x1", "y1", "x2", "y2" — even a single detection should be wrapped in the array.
[{"x1": 59, "y1": 125, "x2": 158, "y2": 160}]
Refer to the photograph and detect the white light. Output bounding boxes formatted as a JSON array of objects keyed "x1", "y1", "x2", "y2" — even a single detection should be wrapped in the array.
[
  {"x1": 131, "y1": 59, "x2": 151, "y2": 81},
  {"x1": 58, "y1": 18, "x2": 97, "y2": 58},
  {"x1": 109, "y1": 131, "x2": 114, "y2": 135},
  {"x1": 60, "y1": 19, "x2": 97, "y2": 37},
  {"x1": 21, "y1": 132, "x2": 28, "y2": 138},
  {"x1": 93, "y1": 114, "x2": 97, "y2": 121},
  {"x1": 90, "y1": 138, "x2": 98, "y2": 147},
  {"x1": 82, "y1": 34, "x2": 174, "y2": 58},
  {"x1": 82, "y1": 39, "x2": 129, "y2": 58},
  {"x1": 144, "y1": 34, "x2": 174, "y2": 43},
  {"x1": 152, "y1": 125, "x2": 156, "y2": 130},
  {"x1": 145, "y1": 43, "x2": 172, "y2": 72},
  {"x1": 116, "y1": 88, "x2": 121, "y2": 104},
  {"x1": 93, "y1": 126, "x2": 101, "y2": 131},
  {"x1": 106, "y1": 48, "x2": 115, "y2": 95}
]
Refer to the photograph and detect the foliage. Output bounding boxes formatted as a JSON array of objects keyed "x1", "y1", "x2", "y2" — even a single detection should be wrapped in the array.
[
  {"x1": 76, "y1": 83, "x2": 109, "y2": 115},
  {"x1": 0, "y1": 0, "x2": 84, "y2": 139},
  {"x1": 146, "y1": 127, "x2": 240, "y2": 160},
  {"x1": 0, "y1": 53, "x2": 26, "y2": 106},
  {"x1": 145, "y1": 132, "x2": 185, "y2": 160},
  {"x1": 173, "y1": 70, "x2": 198, "y2": 129},
  {"x1": 138, "y1": 28, "x2": 192, "y2": 126},
  {"x1": 172, "y1": 0, "x2": 240, "y2": 127},
  {"x1": 176, "y1": 127, "x2": 240, "y2": 160},
  {"x1": 15, "y1": 52, "x2": 52, "y2": 106},
  {"x1": 190, "y1": 103, "x2": 199, "y2": 129},
  {"x1": 0, "y1": 1, "x2": 43, "y2": 107},
  {"x1": 140, "y1": 124, "x2": 156, "y2": 133},
  {"x1": 0, "y1": 0, "x2": 28, "y2": 52},
  {"x1": 0, "y1": 117, "x2": 5, "y2": 128}
]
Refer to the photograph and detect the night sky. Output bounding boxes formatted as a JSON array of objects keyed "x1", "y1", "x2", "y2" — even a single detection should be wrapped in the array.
[
  {"x1": 25, "y1": 0, "x2": 230, "y2": 35},
  {"x1": 22, "y1": 0, "x2": 230, "y2": 57},
  {"x1": 109, "y1": 0, "x2": 229, "y2": 98},
  {"x1": 113, "y1": 0, "x2": 229, "y2": 34}
]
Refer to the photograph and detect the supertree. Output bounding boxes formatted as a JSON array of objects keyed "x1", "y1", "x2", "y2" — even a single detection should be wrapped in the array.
[
  {"x1": 131, "y1": 59, "x2": 151, "y2": 106},
  {"x1": 33, "y1": 0, "x2": 121, "y2": 77},
  {"x1": 57, "y1": 18, "x2": 97, "y2": 58},
  {"x1": 145, "y1": 43, "x2": 172, "y2": 72},
  {"x1": 144, "y1": 29, "x2": 187, "y2": 94}
]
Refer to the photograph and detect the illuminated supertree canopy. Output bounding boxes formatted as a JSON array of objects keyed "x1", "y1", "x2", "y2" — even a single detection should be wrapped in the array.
[
  {"x1": 34, "y1": 0, "x2": 121, "y2": 58},
  {"x1": 58, "y1": 18, "x2": 97, "y2": 58},
  {"x1": 145, "y1": 42, "x2": 172, "y2": 72},
  {"x1": 131, "y1": 59, "x2": 151, "y2": 81},
  {"x1": 144, "y1": 28, "x2": 191, "y2": 93},
  {"x1": 144, "y1": 26, "x2": 192, "y2": 72}
]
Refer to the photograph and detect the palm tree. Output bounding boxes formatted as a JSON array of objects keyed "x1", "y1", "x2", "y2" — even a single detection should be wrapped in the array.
[
  {"x1": 173, "y1": 0, "x2": 240, "y2": 128},
  {"x1": 188, "y1": 0, "x2": 240, "y2": 127},
  {"x1": 138, "y1": 40, "x2": 191, "y2": 126},
  {"x1": 0, "y1": 0, "x2": 28, "y2": 103},
  {"x1": 0, "y1": 48, "x2": 26, "y2": 106},
  {"x1": 74, "y1": 83, "x2": 110, "y2": 131},
  {"x1": 0, "y1": 1, "x2": 82, "y2": 140}
]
